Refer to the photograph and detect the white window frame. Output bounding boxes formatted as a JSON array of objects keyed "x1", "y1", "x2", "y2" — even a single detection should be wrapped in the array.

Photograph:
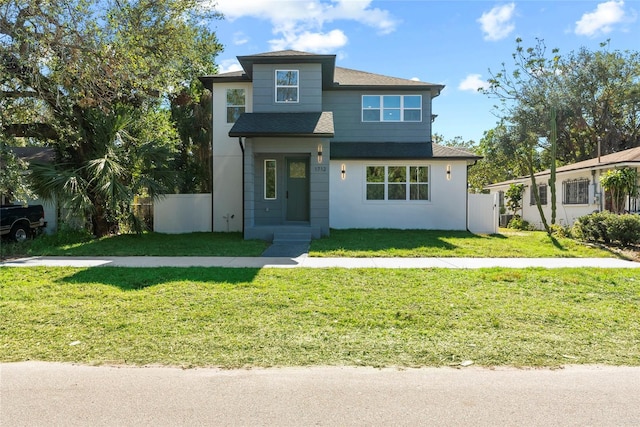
[
  {"x1": 226, "y1": 88, "x2": 245, "y2": 123},
  {"x1": 362, "y1": 95, "x2": 422, "y2": 122},
  {"x1": 275, "y1": 70, "x2": 299, "y2": 103},
  {"x1": 563, "y1": 179, "x2": 589, "y2": 205},
  {"x1": 365, "y1": 165, "x2": 430, "y2": 201},
  {"x1": 264, "y1": 159, "x2": 277, "y2": 200}
]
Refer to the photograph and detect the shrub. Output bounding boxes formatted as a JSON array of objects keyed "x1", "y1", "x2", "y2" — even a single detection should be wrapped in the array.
[
  {"x1": 573, "y1": 212, "x2": 640, "y2": 246},
  {"x1": 548, "y1": 223, "x2": 570, "y2": 238},
  {"x1": 507, "y1": 216, "x2": 534, "y2": 231}
]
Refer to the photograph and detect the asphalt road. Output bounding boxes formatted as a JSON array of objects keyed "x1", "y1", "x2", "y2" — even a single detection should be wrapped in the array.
[{"x1": 2, "y1": 362, "x2": 639, "y2": 426}]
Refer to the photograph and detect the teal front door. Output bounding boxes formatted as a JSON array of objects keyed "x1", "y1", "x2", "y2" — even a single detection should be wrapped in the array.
[{"x1": 286, "y1": 157, "x2": 310, "y2": 221}]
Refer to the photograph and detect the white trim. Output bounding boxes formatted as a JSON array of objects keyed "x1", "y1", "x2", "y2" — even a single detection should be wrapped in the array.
[
  {"x1": 361, "y1": 95, "x2": 422, "y2": 122},
  {"x1": 275, "y1": 70, "x2": 299, "y2": 103},
  {"x1": 364, "y1": 165, "x2": 430, "y2": 202}
]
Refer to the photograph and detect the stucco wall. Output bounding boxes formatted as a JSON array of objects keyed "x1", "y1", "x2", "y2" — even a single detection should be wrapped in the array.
[{"x1": 329, "y1": 160, "x2": 469, "y2": 230}]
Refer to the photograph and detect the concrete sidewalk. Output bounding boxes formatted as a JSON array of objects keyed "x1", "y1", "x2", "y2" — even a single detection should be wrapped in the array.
[{"x1": 2, "y1": 255, "x2": 639, "y2": 268}]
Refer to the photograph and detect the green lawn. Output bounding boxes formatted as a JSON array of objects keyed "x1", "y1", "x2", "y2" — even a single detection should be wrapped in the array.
[
  {"x1": 309, "y1": 229, "x2": 617, "y2": 258},
  {"x1": 1, "y1": 229, "x2": 621, "y2": 258},
  {"x1": 2, "y1": 267, "x2": 638, "y2": 368}
]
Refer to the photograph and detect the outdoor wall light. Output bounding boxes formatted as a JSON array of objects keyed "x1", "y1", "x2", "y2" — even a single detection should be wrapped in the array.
[
  {"x1": 317, "y1": 143, "x2": 323, "y2": 164},
  {"x1": 446, "y1": 164, "x2": 451, "y2": 181},
  {"x1": 341, "y1": 163, "x2": 346, "y2": 180}
]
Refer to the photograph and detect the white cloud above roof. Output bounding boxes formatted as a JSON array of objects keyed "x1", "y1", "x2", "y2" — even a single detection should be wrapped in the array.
[
  {"x1": 458, "y1": 74, "x2": 490, "y2": 93},
  {"x1": 477, "y1": 3, "x2": 516, "y2": 41},
  {"x1": 574, "y1": 1, "x2": 636, "y2": 37},
  {"x1": 218, "y1": 59, "x2": 243, "y2": 74},
  {"x1": 211, "y1": 0, "x2": 398, "y2": 52}
]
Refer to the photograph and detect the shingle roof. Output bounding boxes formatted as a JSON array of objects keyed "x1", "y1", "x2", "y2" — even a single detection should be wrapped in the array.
[
  {"x1": 333, "y1": 67, "x2": 442, "y2": 90},
  {"x1": 330, "y1": 142, "x2": 481, "y2": 160},
  {"x1": 485, "y1": 145, "x2": 640, "y2": 188},
  {"x1": 200, "y1": 50, "x2": 444, "y2": 93},
  {"x1": 229, "y1": 112, "x2": 334, "y2": 138}
]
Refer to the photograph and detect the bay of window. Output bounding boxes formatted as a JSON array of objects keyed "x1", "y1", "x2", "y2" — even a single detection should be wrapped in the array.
[
  {"x1": 276, "y1": 70, "x2": 299, "y2": 103},
  {"x1": 362, "y1": 95, "x2": 422, "y2": 122},
  {"x1": 226, "y1": 89, "x2": 245, "y2": 123}
]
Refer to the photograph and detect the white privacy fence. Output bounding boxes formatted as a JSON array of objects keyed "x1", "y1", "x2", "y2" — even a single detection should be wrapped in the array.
[
  {"x1": 467, "y1": 193, "x2": 498, "y2": 234},
  {"x1": 153, "y1": 194, "x2": 212, "y2": 234}
]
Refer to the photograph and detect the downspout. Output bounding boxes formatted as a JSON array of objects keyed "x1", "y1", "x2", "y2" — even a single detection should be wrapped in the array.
[{"x1": 238, "y1": 137, "x2": 245, "y2": 235}]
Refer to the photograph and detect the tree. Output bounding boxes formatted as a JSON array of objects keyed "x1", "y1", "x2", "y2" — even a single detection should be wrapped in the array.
[
  {"x1": 0, "y1": 144, "x2": 34, "y2": 204},
  {"x1": 599, "y1": 167, "x2": 638, "y2": 214},
  {"x1": 1, "y1": 0, "x2": 222, "y2": 235},
  {"x1": 482, "y1": 38, "x2": 640, "y2": 234},
  {"x1": 505, "y1": 183, "x2": 524, "y2": 217}
]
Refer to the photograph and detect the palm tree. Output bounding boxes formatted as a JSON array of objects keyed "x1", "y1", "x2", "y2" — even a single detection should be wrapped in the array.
[{"x1": 30, "y1": 106, "x2": 177, "y2": 236}]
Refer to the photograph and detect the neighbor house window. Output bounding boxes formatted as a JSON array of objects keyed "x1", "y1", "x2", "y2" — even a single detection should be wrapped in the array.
[
  {"x1": 362, "y1": 95, "x2": 422, "y2": 122},
  {"x1": 530, "y1": 184, "x2": 548, "y2": 205},
  {"x1": 366, "y1": 166, "x2": 429, "y2": 201},
  {"x1": 226, "y1": 89, "x2": 245, "y2": 123},
  {"x1": 275, "y1": 70, "x2": 298, "y2": 103},
  {"x1": 563, "y1": 179, "x2": 589, "y2": 204},
  {"x1": 264, "y1": 159, "x2": 276, "y2": 200}
]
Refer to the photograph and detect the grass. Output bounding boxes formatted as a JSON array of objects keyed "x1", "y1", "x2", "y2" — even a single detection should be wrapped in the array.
[
  {"x1": 309, "y1": 229, "x2": 618, "y2": 258},
  {"x1": 1, "y1": 231, "x2": 268, "y2": 258},
  {"x1": 1, "y1": 267, "x2": 639, "y2": 368},
  {"x1": 0, "y1": 228, "x2": 621, "y2": 259}
]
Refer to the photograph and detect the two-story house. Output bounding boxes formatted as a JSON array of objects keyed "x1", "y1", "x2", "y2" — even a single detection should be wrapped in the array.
[{"x1": 200, "y1": 50, "x2": 480, "y2": 241}]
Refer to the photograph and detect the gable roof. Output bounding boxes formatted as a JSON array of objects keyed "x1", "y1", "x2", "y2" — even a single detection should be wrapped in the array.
[
  {"x1": 229, "y1": 112, "x2": 334, "y2": 138},
  {"x1": 485, "y1": 145, "x2": 640, "y2": 188},
  {"x1": 199, "y1": 50, "x2": 443, "y2": 95}
]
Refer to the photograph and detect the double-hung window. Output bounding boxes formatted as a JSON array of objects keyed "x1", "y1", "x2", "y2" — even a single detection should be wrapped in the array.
[
  {"x1": 275, "y1": 70, "x2": 299, "y2": 103},
  {"x1": 530, "y1": 184, "x2": 548, "y2": 205},
  {"x1": 362, "y1": 95, "x2": 422, "y2": 122},
  {"x1": 563, "y1": 179, "x2": 589, "y2": 204},
  {"x1": 366, "y1": 166, "x2": 429, "y2": 201},
  {"x1": 226, "y1": 89, "x2": 245, "y2": 123}
]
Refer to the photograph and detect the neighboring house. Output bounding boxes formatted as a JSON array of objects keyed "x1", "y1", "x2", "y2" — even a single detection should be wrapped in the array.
[
  {"x1": 486, "y1": 146, "x2": 640, "y2": 229},
  {"x1": 199, "y1": 50, "x2": 481, "y2": 240}
]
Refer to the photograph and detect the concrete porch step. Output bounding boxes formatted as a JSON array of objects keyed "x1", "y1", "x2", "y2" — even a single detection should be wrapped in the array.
[{"x1": 272, "y1": 231, "x2": 312, "y2": 244}]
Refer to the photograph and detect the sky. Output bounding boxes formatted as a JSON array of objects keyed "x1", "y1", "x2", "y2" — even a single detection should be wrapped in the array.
[{"x1": 206, "y1": 0, "x2": 639, "y2": 144}]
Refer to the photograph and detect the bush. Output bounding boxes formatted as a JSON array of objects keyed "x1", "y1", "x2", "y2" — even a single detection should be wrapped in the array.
[
  {"x1": 573, "y1": 212, "x2": 640, "y2": 246},
  {"x1": 507, "y1": 216, "x2": 534, "y2": 231},
  {"x1": 548, "y1": 223, "x2": 571, "y2": 238}
]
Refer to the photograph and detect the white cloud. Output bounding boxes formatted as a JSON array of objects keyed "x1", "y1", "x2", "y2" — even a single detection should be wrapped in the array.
[
  {"x1": 211, "y1": 0, "x2": 398, "y2": 52},
  {"x1": 218, "y1": 59, "x2": 243, "y2": 74},
  {"x1": 270, "y1": 29, "x2": 348, "y2": 53},
  {"x1": 477, "y1": 3, "x2": 516, "y2": 41},
  {"x1": 233, "y1": 31, "x2": 249, "y2": 45},
  {"x1": 574, "y1": 1, "x2": 635, "y2": 37},
  {"x1": 458, "y1": 74, "x2": 490, "y2": 92}
]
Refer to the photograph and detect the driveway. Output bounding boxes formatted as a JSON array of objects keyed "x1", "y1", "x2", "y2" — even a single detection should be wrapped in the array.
[{"x1": 2, "y1": 362, "x2": 639, "y2": 426}]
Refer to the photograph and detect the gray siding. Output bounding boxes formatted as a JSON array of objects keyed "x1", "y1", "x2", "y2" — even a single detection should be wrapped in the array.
[
  {"x1": 323, "y1": 90, "x2": 433, "y2": 142},
  {"x1": 252, "y1": 63, "x2": 323, "y2": 113}
]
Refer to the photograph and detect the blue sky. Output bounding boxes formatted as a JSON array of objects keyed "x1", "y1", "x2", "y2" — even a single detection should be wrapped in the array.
[{"x1": 207, "y1": 1, "x2": 639, "y2": 144}]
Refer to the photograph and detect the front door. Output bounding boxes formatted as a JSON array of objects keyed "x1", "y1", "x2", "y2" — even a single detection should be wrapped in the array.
[{"x1": 286, "y1": 157, "x2": 310, "y2": 221}]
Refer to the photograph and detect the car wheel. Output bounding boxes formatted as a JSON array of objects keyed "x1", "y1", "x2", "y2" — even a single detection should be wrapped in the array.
[{"x1": 10, "y1": 224, "x2": 30, "y2": 243}]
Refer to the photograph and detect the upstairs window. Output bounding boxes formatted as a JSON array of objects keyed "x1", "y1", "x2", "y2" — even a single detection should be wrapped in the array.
[
  {"x1": 275, "y1": 70, "x2": 299, "y2": 103},
  {"x1": 362, "y1": 95, "x2": 422, "y2": 122},
  {"x1": 563, "y1": 179, "x2": 589, "y2": 204},
  {"x1": 530, "y1": 184, "x2": 548, "y2": 205},
  {"x1": 226, "y1": 89, "x2": 245, "y2": 123}
]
